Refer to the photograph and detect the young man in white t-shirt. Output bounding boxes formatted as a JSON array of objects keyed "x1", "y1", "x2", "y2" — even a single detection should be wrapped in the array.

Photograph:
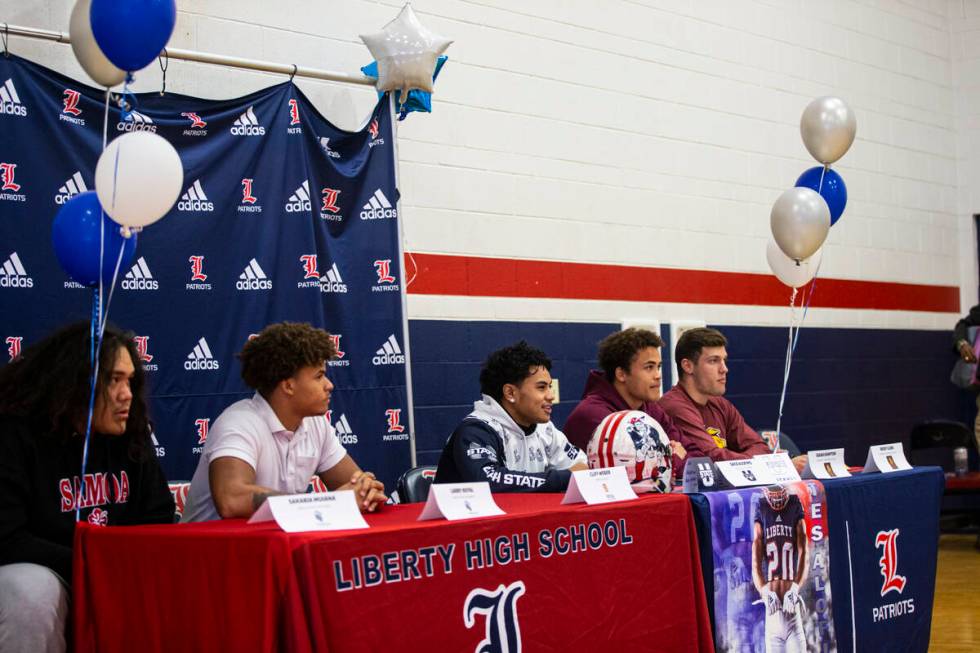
[{"x1": 181, "y1": 322, "x2": 386, "y2": 522}]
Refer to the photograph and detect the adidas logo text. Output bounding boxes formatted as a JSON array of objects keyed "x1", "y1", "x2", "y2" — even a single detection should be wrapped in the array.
[
  {"x1": 285, "y1": 180, "x2": 311, "y2": 213},
  {"x1": 122, "y1": 257, "x2": 158, "y2": 290},
  {"x1": 230, "y1": 106, "x2": 265, "y2": 136},
  {"x1": 184, "y1": 337, "x2": 219, "y2": 371},
  {"x1": 54, "y1": 171, "x2": 87, "y2": 204},
  {"x1": 372, "y1": 335, "x2": 405, "y2": 365},
  {"x1": 319, "y1": 263, "x2": 348, "y2": 293},
  {"x1": 360, "y1": 189, "x2": 397, "y2": 220},
  {"x1": 319, "y1": 137, "x2": 341, "y2": 159},
  {"x1": 0, "y1": 79, "x2": 27, "y2": 117},
  {"x1": 236, "y1": 258, "x2": 272, "y2": 290},
  {"x1": 334, "y1": 414, "x2": 358, "y2": 445},
  {"x1": 177, "y1": 179, "x2": 214, "y2": 212},
  {"x1": 117, "y1": 110, "x2": 157, "y2": 133},
  {"x1": 151, "y1": 431, "x2": 165, "y2": 457},
  {"x1": 0, "y1": 252, "x2": 33, "y2": 288}
]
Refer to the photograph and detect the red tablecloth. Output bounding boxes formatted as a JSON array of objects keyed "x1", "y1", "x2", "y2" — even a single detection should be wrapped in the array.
[
  {"x1": 74, "y1": 493, "x2": 714, "y2": 653},
  {"x1": 945, "y1": 470, "x2": 980, "y2": 490}
]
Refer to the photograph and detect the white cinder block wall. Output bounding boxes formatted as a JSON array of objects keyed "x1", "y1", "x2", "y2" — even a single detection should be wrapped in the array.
[{"x1": 1, "y1": 0, "x2": 974, "y2": 329}]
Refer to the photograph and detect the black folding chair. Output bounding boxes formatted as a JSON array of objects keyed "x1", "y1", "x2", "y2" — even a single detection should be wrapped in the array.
[
  {"x1": 908, "y1": 420, "x2": 972, "y2": 471},
  {"x1": 756, "y1": 430, "x2": 802, "y2": 458},
  {"x1": 394, "y1": 465, "x2": 437, "y2": 504}
]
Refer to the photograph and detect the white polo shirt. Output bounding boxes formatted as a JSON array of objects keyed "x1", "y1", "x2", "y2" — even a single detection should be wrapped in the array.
[{"x1": 181, "y1": 392, "x2": 347, "y2": 522}]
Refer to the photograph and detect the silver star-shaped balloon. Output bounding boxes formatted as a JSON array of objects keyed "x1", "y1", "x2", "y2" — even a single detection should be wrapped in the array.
[{"x1": 360, "y1": 4, "x2": 452, "y2": 97}]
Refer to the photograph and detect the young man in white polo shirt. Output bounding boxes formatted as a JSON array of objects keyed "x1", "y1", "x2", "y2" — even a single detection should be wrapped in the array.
[{"x1": 181, "y1": 322, "x2": 386, "y2": 522}]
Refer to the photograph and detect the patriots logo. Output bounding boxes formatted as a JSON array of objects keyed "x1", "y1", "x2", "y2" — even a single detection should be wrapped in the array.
[
  {"x1": 875, "y1": 529, "x2": 907, "y2": 596},
  {"x1": 464, "y1": 581, "x2": 525, "y2": 653}
]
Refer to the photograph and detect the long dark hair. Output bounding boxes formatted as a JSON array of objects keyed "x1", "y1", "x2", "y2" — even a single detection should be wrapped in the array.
[{"x1": 0, "y1": 321, "x2": 152, "y2": 461}]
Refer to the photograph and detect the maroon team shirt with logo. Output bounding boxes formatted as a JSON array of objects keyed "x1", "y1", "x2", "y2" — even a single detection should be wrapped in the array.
[{"x1": 659, "y1": 385, "x2": 770, "y2": 462}]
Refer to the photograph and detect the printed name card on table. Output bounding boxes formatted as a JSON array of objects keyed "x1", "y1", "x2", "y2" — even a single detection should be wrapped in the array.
[
  {"x1": 247, "y1": 491, "x2": 368, "y2": 532},
  {"x1": 802, "y1": 448, "x2": 851, "y2": 479},
  {"x1": 754, "y1": 452, "x2": 802, "y2": 483},
  {"x1": 862, "y1": 442, "x2": 912, "y2": 474},
  {"x1": 715, "y1": 458, "x2": 775, "y2": 487},
  {"x1": 418, "y1": 482, "x2": 504, "y2": 521},
  {"x1": 561, "y1": 466, "x2": 637, "y2": 505}
]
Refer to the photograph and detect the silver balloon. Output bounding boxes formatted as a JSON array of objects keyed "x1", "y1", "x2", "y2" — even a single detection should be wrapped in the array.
[
  {"x1": 69, "y1": 0, "x2": 126, "y2": 88},
  {"x1": 766, "y1": 239, "x2": 822, "y2": 289},
  {"x1": 770, "y1": 187, "x2": 831, "y2": 262},
  {"x1": 800, "y1": 96, "x2": 856, "y2": 164},
  {"x1": 360, "y1": 5, "x2": 452, "y2": 98}
]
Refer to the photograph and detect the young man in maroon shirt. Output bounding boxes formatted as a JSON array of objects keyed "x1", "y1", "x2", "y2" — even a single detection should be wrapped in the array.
[
  {"x1": 659, "y1": 327, "x2": 807, "y2": 472},
  {"x1": 563, "y1": 328, "x2": 686, "y2": 477}
]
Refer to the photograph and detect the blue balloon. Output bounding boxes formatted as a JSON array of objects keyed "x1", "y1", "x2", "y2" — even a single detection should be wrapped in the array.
[
  {"x1": 89, "y1": 0, "x2": 176, "y2": 72},
  {"x1": 361, "y1": 56, "x2": 448, "y2": 120},
  {"x1": 795, "y1": 166, "x2": 847, "y2": 225},
  {"x1": 52, "y1": 191, "x2": 137, "y2": 287}
]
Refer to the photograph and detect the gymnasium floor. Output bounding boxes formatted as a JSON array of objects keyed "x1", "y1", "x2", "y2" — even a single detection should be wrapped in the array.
[{"x1": 930, "y1": 534, "x2": 980, "y2": 652}]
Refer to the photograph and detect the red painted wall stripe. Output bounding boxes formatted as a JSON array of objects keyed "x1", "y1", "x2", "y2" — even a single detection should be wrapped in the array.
[{"x1": 404, "y1": 253, "x2": 960, "y2": 313}]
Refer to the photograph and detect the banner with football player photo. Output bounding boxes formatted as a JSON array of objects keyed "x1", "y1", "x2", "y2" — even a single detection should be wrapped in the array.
[
  {"x1": 0, "y1": 54, "x2": 410, "y2": 489},
  {"x1": 705, "y1": 480, "x2": 837, "y2": 653}
]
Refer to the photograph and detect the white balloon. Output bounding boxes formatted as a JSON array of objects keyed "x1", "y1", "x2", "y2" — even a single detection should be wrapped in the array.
[
  {"x1": 69, "y1": 0, "x2": 126, "y2": 88},
  {"x1": 770, "y1": 187, "x2": 831, "y2": 262},
  {"x1": 360, "y1": 4, "x2": 452, "y2": 97},
  {"x1": 766, "y1": 240, "x2": 822, "y2": 289},
  {"x1": 800, "y1": 96, "x2": 857, "y2": 164},
  {"x1": 95, "y1": 132, "x2": 183, "y2": 228}
]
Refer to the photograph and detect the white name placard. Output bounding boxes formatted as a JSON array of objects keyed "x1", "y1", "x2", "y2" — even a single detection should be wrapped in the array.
[
  {"x1": 561, "y1": 466, "x2": 638, "y2": 505},
  {"x1": 247, "y1": 491, "x2": 368, "y2": 532},
  {"x1": 803, "y1": 448, "x2": 851, "y2": 479},
  {"x1": 418, "y1": 482, "x2": 504, "y2": 521},
  {"x1": 754, "y1": 452, "x2": 802, "y2": 484},
  {"x1": 862, "y1": 443, "x2": 912, "y2": 474},
  {"x1": 715, "y1": 458, "x2": 775, "y2": 487}
]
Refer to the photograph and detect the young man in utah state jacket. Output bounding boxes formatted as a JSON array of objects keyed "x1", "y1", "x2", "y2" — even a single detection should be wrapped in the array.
[{"x1": 435, "y1": 341, "x2": 587, "y2": 492}]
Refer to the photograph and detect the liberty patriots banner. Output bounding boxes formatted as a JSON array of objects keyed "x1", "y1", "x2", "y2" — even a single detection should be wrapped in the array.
[
  {"x1": 706, "y1": 481, "x2": 836, "y2": 652},
  {"x1": 0, "y1": 54, "x2": 411, "y2": 488},
  {"x1": 822, "y1": 468, "x2": 942, "y2": 653}
]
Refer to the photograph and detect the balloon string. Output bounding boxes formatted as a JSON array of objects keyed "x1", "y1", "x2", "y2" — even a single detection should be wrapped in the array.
[
  {"x1": 78, "y1": 90, "x2": 126, "y2": 522},
  {"x1": 118, "y1": 74, "x2": 136, "y2": 123},
  {"x1": 99, "y1": 90, "x2": 110, "y2": 331},
  {"x1": 110, "y1": 77, "x2": 137, "y2": 223},
  {"x1": 792, "y1": 274, "x2": 819, "y2": 355},
  {"x1": 818, "y1": 164, "x2": 827, "y2": 194},
  {"x1": 101, "y1": 89, "x2": 109, "y2": 150},
  {"x1": 75, "y1": 241, "x2": 125, "y2": 524},
  {"x1": 775, "y1": 288, "x2": 801, "y2": 447},
  {"x1": 77, "y1": 292, "x2": 103, "y2": 522},
  {"x1": 100, "y1": 243, "x2": 126, "y2": 334}
]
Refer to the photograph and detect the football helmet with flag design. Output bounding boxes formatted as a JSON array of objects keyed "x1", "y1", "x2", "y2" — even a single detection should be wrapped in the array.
[{"x1": 587, "y1": 410, "x2": 672, "y2": 493}]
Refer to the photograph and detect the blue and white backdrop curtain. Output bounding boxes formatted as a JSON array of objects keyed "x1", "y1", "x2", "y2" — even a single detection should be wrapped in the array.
[{"x1": 0, "y1": 54, "x2": 411, "y2": 488}]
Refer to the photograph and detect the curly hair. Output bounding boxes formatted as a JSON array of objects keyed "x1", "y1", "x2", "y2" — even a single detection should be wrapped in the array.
[
  {"x1": 597, "y1": 328, "x2": 663, "y2": 381},
  {"x1": 239, "y1": 322, "x2": 336, "y2": 396},
  {"x1": 675, "y1": 327, "x2": 727, "y2": 378},
  {"x1": 0, "y1": 321, "x2": 152, "y2": 461},
  {"x1": 479, "y1": 341, "x2": 551, "y2": 402}
]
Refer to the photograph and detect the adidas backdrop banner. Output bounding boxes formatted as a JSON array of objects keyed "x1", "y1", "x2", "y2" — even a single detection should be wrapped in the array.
[
  {"x1": 0, "y1": 54, "x2": 411, "y2": 489},
  {"x1": 705, "y1": 481, "x2": 837, "y2": 653}
]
